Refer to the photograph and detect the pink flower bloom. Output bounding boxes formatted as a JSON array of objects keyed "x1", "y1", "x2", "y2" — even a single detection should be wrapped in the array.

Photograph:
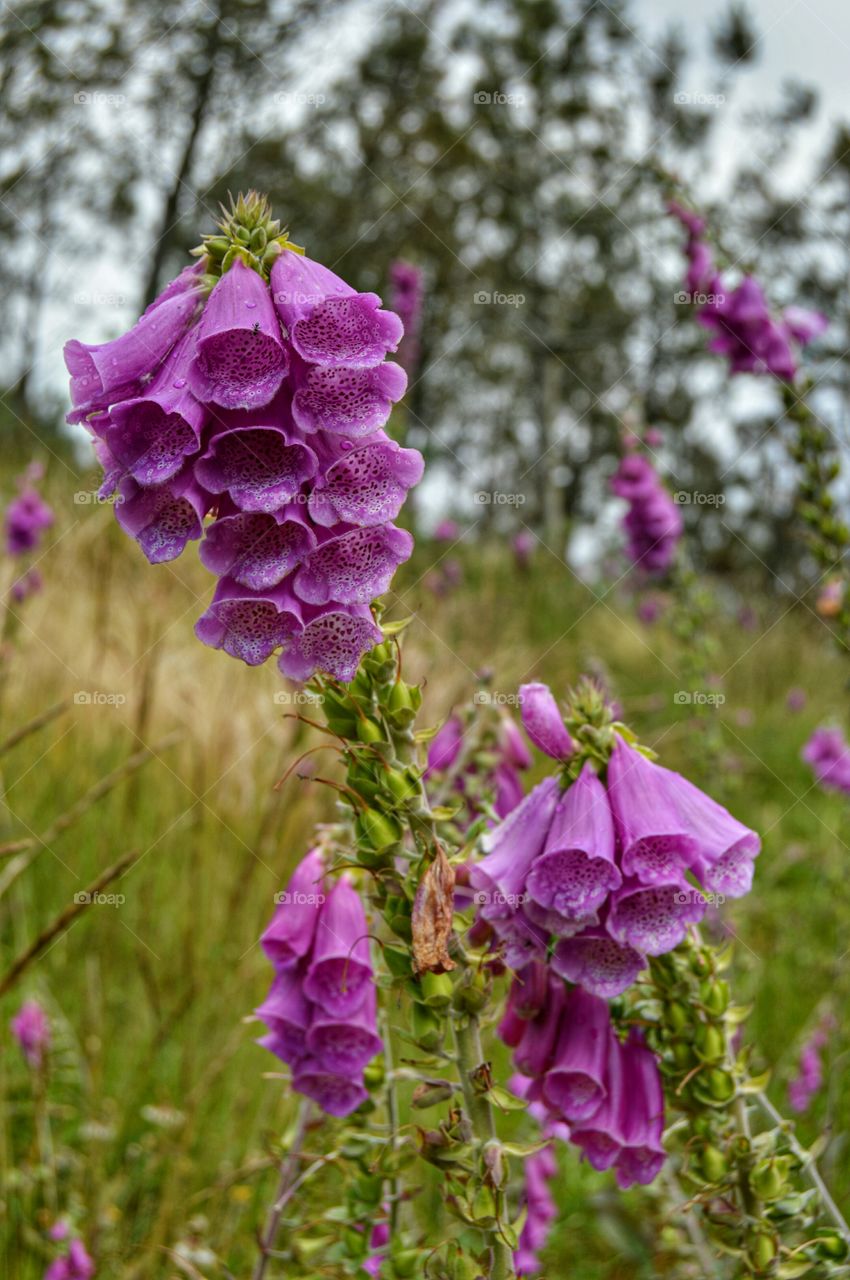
[{"x1": 11, "y1": 999, "x2": 50, "y2": 1067}]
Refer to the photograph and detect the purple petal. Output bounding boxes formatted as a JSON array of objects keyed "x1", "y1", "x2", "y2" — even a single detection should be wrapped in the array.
[
  {"x1": 115, "y1": 469, "x2": 209, "y2": 564},
  {"x1": 526, "y1": 763, "x2": 620, "y2": 916},
  {"x1": 307, "y1": 434, "x2": 424, "y2": 528},
  {"x1": 195, "y1": 578, "x2": 304, "y2": 666},
  {"x1": 607, "y1": 877, "x2": 706, "y2": 956},
  {"x1": 519, "y1": 683, "x2": 574, "y2": 760},
  {"x1": 199, "y1": 508, "x2": 316, "y2": 590},
  {"x1": 277, "y1": 604, "x2": 382, "y2": 683},
  {"x1": 188, "y1": 259, "x2": 288, "y2": 409},
  {"x1": 303, "y1": 878, "x2": 373, "y2": 1017},
  {"x1": 261, "y1": 848, "x2": 326, "y2": 969},
  {"x1": 291, "y1": 356, "x2": 407, "y2": 436},
  {"x1": 543, "y1": 986, "x2": 612, "y2": 1121},
  {"x1": 293, "y1": 522, "x2": 413, "y2": 605},
  {"x1": 551, "y1": 926, "x2": 645, "y2": 998},
  {"x1": 194, "y1": 421, "x2": 318, "y2": 514}
]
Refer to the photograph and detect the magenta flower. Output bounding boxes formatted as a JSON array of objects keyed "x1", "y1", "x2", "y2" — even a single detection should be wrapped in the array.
[
  {"x1": 290, "y1": 356, "x2": 407, "y2": 437},
  {"x1": 513, "y1": 1144, "x2": 557, "y2": 1275},
  {"x1": 613, "y1": 1031, "x2": 666, "y2": 1189},
  {"x1": 569, "y1": 1033, "x2": 625, "y2": 1172},
  {"x1": 199, "y1": 509, "x2": 316, "y2": 590},
  {"x1": 261, "y1": 848, "x2": 326, "y2": 969},
  {"x1": 526, "y1": 764, "x2": 621, "y2": 917},
  {"x1": 194, "y1": 419, "x2": 318, "y2": 514},
  {"x1": 513, "y1": 979, "x2": 565, "y2": 1077},
  {"x1": 542, "y1": 986, "x2": 613, "y2": 1121},
  {"x1": 115, "y1": 470, "x2": 208, "y2": 565},
  {"x1": 272, "y1": 251, "x2": 402, "y2": 368},
  {"x1": 425, "y1": 715, "x2": 464, "y2": 776},
  {"x1": 44, "y1": 1238, "x2": 95, "y2": 1280},
  {"x1": 277, "y1": 605, "x2": 384, "y2": 684},
  {"x1": 10, "y1": 568, "x2": 43, "y2": 603},
  {"x1": 64, "y1": 266, "x2": 202, "y2": 421},
  {"x1": 11, "y1": 999, "x2": 50, "y2": 1067},
  {"x1": 788, "y1": 1013, "x2": 834, "y2": 1113},
  {"x1": 519, "y1": 683, "x2": 574, "y2": 761},
  {"x1": 551, "y1": 925, "x2": 645, "y2": 999},
  {"x1": 256, "y1": 968, "x2": 313, "y2": 1063},
  {"x1": 106, "y1": 330, "x2": 207, "y2": 485},
  {"x1": 6, "y1": 487, "x2": 54, "y2": 556},
  {"x1": 306, "y1": 983, "x2": 383, "y2": 1074},
  {"x1": 608, "y1": 878, "x2": 706, "y2": 955},
  {"x1": 291, "y1": 1059, "x2": 369, "y2": 1117},
  {"x1": 364, "y1": 1218, "x2": 390, "y2": 1277},
  {"x1": 303, "y1": 877, "x2": 373, "y2": 1016},
  {"x1": 803, "y1": 726, "x2": 850, "y2": 795},
  {"x1": 469, "y1": 776, "x2": 560, "y2": 919},
  {"x1": 189, "y1": 259, "x2": 289, "y2": 409},
  {"x1": 610, "y1": 453, "x2": 681, "y2": 578},
  {"x1": 293, "y1": 523, "x2": 413, "y2": 606},
  {"x1": 195, "y1": 579, "x2": 304, "y2": 666},
  {"x1": 434, "y1": 518, "x2": 460, "y2": 542},
  {"x1": 512, "y1": 529, "x2": 535, "y2": 570},
  {"x1": 389, "y1": 259, "x2": 424, "y2": 375},
  {"x1": 307, "y1": 436, "x2": 424, "y2": 529}
]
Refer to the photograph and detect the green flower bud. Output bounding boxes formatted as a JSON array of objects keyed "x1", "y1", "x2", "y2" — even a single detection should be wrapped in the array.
[
  {"x1": 699, "y1": 979, "x2": 730, "y2": 1016},
  {"x1": 419, "y1": 972, "x2": 454, "y2": 1010},
  {"x1": 700, "y1": 1144, "x2": 728, "y2": 1182},
  {"x1": 357, "y1": 717, "x2": 385, "y2": 744},
  {"x1": 666, "y1": 1000, "x2": 690, "y2": 1031},
  {"x1": 412, "y1": 1002, "x2": 444, "y2": 1052},
  {"x1": 204, "y1": 235, "x2": 231, "y2": 258},
  {"x1": 357, "y1": 810, "x2": 402, "y2": 853},
  {"x1": 750, "y1": 1157, "x2": 791, "y2": 1201},
  {"x1": 749, "y1": 1231, "x2": 776, "y2": 1270},
  {"x1": 386, "y1": 768, "x2": 418, "y2": 804},
  {"x1": 363, "y1": 1058, "x2": 385, "y2": 1089},
  {"x1": 814, "y1": 1234, "x2": 849, "y2": 1261},
  {"x1": 250, "y1": 226, "x2": 267, "y2": 252},
  {"x1": 695, "y1": 1023, "x2": 726, "y2": 1062},
  {"x1": 706, "y1": 1068, "x2": 735, "y2": 1102},
  {"x1": 390, "y1": 1247, "x2": 421, "y2": 1277},
  {"x1": 411, "y1": 1079, "x2": 455, "y2": 1109}
]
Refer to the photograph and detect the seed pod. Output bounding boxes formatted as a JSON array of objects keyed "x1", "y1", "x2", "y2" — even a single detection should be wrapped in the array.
[
  {"x1": 700, "y1": 1144, "x2": 727, "y2": 1182},
  {"x1": 419, "y1": 971, "x2": 454, "y2": 1010}
]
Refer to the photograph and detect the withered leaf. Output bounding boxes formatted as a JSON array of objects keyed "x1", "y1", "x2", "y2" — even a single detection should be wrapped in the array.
[{"x1": 411, "y1": 846, "x2": 456, "y2": 974}]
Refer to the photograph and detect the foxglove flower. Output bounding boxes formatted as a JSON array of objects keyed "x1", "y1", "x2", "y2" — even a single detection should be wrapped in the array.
[
  {"x1": 306, "y1": 984, "x2": 383, "y2": 1073},
  {"x1": 65, "y1": 193, "x2": 422, "y2": 686},
  {"x1": 6, "y1": 486, "x2": 54, "y2": 556},
  {"x1": 44, "y1": 1238, "x2": 95, "y2": 1280},
  {"x1": 11, "y1": 999, "x2": 50, "y2": 1067},
  {"x1": 260, "y1": 848, "x2": 326, "y2": 969},
  {"x1": 803, "y1": 725, "x2": 850, "y2": 796},
  {"x1": 612, "y1": 1031, "x2": 666, "y2": 1189},
  {"x1": 470, "y1": 777, "x2": 560, "y2": 919},
  {"x1": 256, "y1": 968, "x2": 313, "y2": 1064},
  {"x1": 303, "y1": 876, "x2": 373, "y2": 1016},
  {"x1": 542, "y1": 986, "x2": 612, "y2": 1121},
  {"x1": 512, "y1": 529, "x2": 535, "y2": 570},
  {"x1": 519, "y1": 683, "x2": 574, "y2": 761},
  {"x1": 513, "y1": 1145, "x2": 558, "y2": 1276},
  {"x1": 788, "y1": 1013, "x2": 834, "y2": 1113},
  {"x1": 526, "y1": 764, "x2": 620, "y2": 917},
  {"x1": 611, "y1": 452, "x2": 681, "y2": 578},
  {"x1": 389, "y1": 260, "x2": 424, "y2": 375},
  {"x1": 551, "y1": 926, "x2": 644, "y2": 999},
  {"x1": 291, "y1": 1059, "x2": 370, "y2": 1118}
]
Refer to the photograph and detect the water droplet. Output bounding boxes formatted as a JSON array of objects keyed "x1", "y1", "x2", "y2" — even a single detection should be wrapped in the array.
[
  {"x1": 341, "y1": 440, "x2": 353, "y2": 451},
  {"x1": 173, "y1": 378, "x2": 187, "y2": 389},
  {"x1": 245, "y1": 300, "x2": 257, "y2": 309}
]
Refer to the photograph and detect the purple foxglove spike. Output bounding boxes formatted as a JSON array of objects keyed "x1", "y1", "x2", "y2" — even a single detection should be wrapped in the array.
[
  {"x1": 425, "y1": 715, "x2": 464, "y2": 776},
  {"x1": 526, "y1": 763, "x2": 620, "y2": 917},
  {"x1": 606, "y1": 737, "x2": 700, "y2": 883},
  {"x1": 199, "y1": 508, "x2": 316, "y2": 591},
  {"x1": 543, "y1": 986, "x2": 612, "y2": 1121},
  {"x1": 105, "y1": 329, "x2": 207, "y2": 486},
  {"x1": 685, "y1": 239, "x2": 714, "y2": 295},
  {"x1": 490, "y1": 908, "x2": 551, "y2": 969},
  {"x1": 518, "y1": 683, "x2": 574, "y2": 761},
  {"x1": 523, "y1": 897, "x2": 598, "y2": 937},
  {"x1": 292, "y1": 1059, "x2": 369, "y2": 1117},
  {"x1": 277, "y1": 602, "x2": 382, "y2": 683},
  {"x1": 291, "y1": 354, "x2": 408, "y2": 436},
  {"x1": 115, "y1": 472, "x2": 209, "y2": 565},
  {"x1": 261, "y1": 848, "x2": 326, "y2": 969},
  {"x1": 551, "y1": 925, "x2": 645, "y2": 998},
  {"x1": 10, "y1": 999, "x2": 50, "y2": 1067},
  {"x1": 188, "y1": 258, "x2": 288, "y2": 409},
  {"x1": 64, "y1": 282, "x2": 201, "y2": 418},
  {"x1": 513, "y1": 978, "x2": 565, "y2": 1078},
  {"x1": 469, "y1": 776, "x2": 560, "y2": 919},
  {"x1": 256, "y1": 968, "x2": 313, "y2": 1064},
  {"x1": 303, "y1": 877, "x2": 373, "y2": 1016},
  {"x1": 272, "y1": 250, "x2": 403, "y2": 367},
  {"x1": 803, "y1": 725, "x2": 850, "y2": 794},
  {"x1": 570, "y1": 1034, "x2": 626, "y2": 1171},
  {"x1": 307, "y1": 434, "x2": 424, "y2": 529},
  {"x1": 498, "y1": 1006, "x2": 528, "y2": 1048},
  {"x1": 783, "y1": 306, "x2": 828, "y2": 346},
  {"x1": 607, "y1": 877, "x2": 706, "y2": 956},
  {"x1": 306, "y1": 982, "x2": 383, "y2": 1074},
  {"x1": 45, "y1": 1237, "x2": 95, "y2": 1280},
  {"x1": 293, "y1": 521, "x2": 413, "y2": 606},
  {"x1": 614, "y1": 1030, "x2": 666, "y2": 1188},
  {"x1": 195, "y1": 578, "x2": 304, "y2": 666},
  {"x1": 610, "y1": 454, "x2": 658, "y2": 501},
  {"x1": 5, "y1": 489, "x2": 54, "y2": 555},
  {"x1": 514, "y1": 1145, "x2": 558, "y2": 1275},
  {"x1": 667, "y1": 199, "x2": 707, "y2": 238},
  {"x1": 194, "y1": 422, "x2": 318, "y2": 514}
]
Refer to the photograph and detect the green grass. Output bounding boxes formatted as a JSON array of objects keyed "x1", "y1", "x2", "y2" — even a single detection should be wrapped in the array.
[{"x1": 1, "y1": 484, "x2": 849, "y2": 1277}]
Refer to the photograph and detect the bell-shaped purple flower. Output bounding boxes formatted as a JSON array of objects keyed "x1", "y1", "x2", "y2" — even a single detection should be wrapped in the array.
[
  {"x1": 526, "y1": 763, "x2": 620, "y2": 917},
  {"x1": 64, "y1": 267, "x2": 202, "y2": 420},
  {"x1": 513, "y1": 978, "x2": 565, "y2": 1078},
  {"x1": 469, "y1": 776, "x2": 560, "y2": 919},
  {"x1": 614, "y1": 1030, "x2": 666, "y2": 1189},
  {"x1": 569, "y1": 1033, "x2": 626, "y2": 1171},
  {"x1": 291, "y1": 1058, "x2": 369, "y2": 1117},
  {"x1": 389, "y1": 259, "x2": 424, "y2": 375},
  {"x1": 290, "y1": 354, "x2": 407, "y2": 437},
  {"x1": 607, "y1": 877, "x2": 705, "y2": 956},
  {"x1": 194, "y1": 418, "x2": 318, "y2": 514},
  {"x1": 425, "y1": 715, "x2": 464, "y2": 776},
  {"x1": 551, "y1": 925, "x2": 645, "y2": 998},
  {"x1": 11, "y1": 999, "x2": 50, "y2": 1067},
  {"x1": 606, "y1": 737, "x2": 699, "y2": 883},
  {"x1": 188, "y1": 259, "x2": 288, "y2": 409},
  {"x1": 106, "y1": 329, "x2": 207, "y2": 486},
  {"x1": 307, "y1": 434, "x2": 424, "y2": 528},
  {"x1": 293, "y1": 522, "x2": 413, "y2": 606},
  {"x1": 303, "y1": 877, "x2": 373, "y2": 1016},
  {"x1": 783, "y1": 306, "x2": 829, "y2": 347},
  {"x1": 261, "y1": 848, "x2": 326, "y2": 969},
  {"x1": 44, "y1": 1237, "x2": 95, "y2": 1280},
  {"x1": 115, "y1": 469, "x2": 209, "y2": 564},
  {"x1": 306, "y1": 983, "x2": 383, "y2": 1074},
  {"x1": 195, "y1": 578, "x2": 304, "y2": 666},
  {"x1": 255, "y1": 967, "x2": 313, "y2": 1064},
  {"x1": 519, "y1": 683, "x2": 574, "y2": 761},
  {"x1": 199, "y1": 506, "x2": 316, "y2": 591},
  {"x1": 542, "y1": 986, "x2": 612, "y2": 1121},
  {"x1": 803, "y1": 725, "x2": 850, "y2": 795},
  {"x1": 513, "y1": 1144, "x2": 558, "y2": 1276},
  {"x1": 277, "y1": 603, "x2": 382, "y2": 683},
  {"x1": 272, "y1": 251, "x2": 402, "y2": 368}
]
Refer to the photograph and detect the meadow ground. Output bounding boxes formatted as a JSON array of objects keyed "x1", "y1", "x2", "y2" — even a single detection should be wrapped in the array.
[{"x1": 1, "y1": 465, "x2": 848, "y2": 1277}]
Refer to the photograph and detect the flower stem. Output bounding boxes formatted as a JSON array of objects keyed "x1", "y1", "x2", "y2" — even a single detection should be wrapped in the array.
[{"x1": 253, "y1": 1098, "x2": 312, "y2": 1280}]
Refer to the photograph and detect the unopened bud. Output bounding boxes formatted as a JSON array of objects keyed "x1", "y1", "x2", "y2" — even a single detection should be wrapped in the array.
[
  {"x1": 419, "y1": 971, "x2": 454, "y2": 1010},
  {"x1": 411, "y1": 1079, "x2": 455, "y2": 1109}
]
